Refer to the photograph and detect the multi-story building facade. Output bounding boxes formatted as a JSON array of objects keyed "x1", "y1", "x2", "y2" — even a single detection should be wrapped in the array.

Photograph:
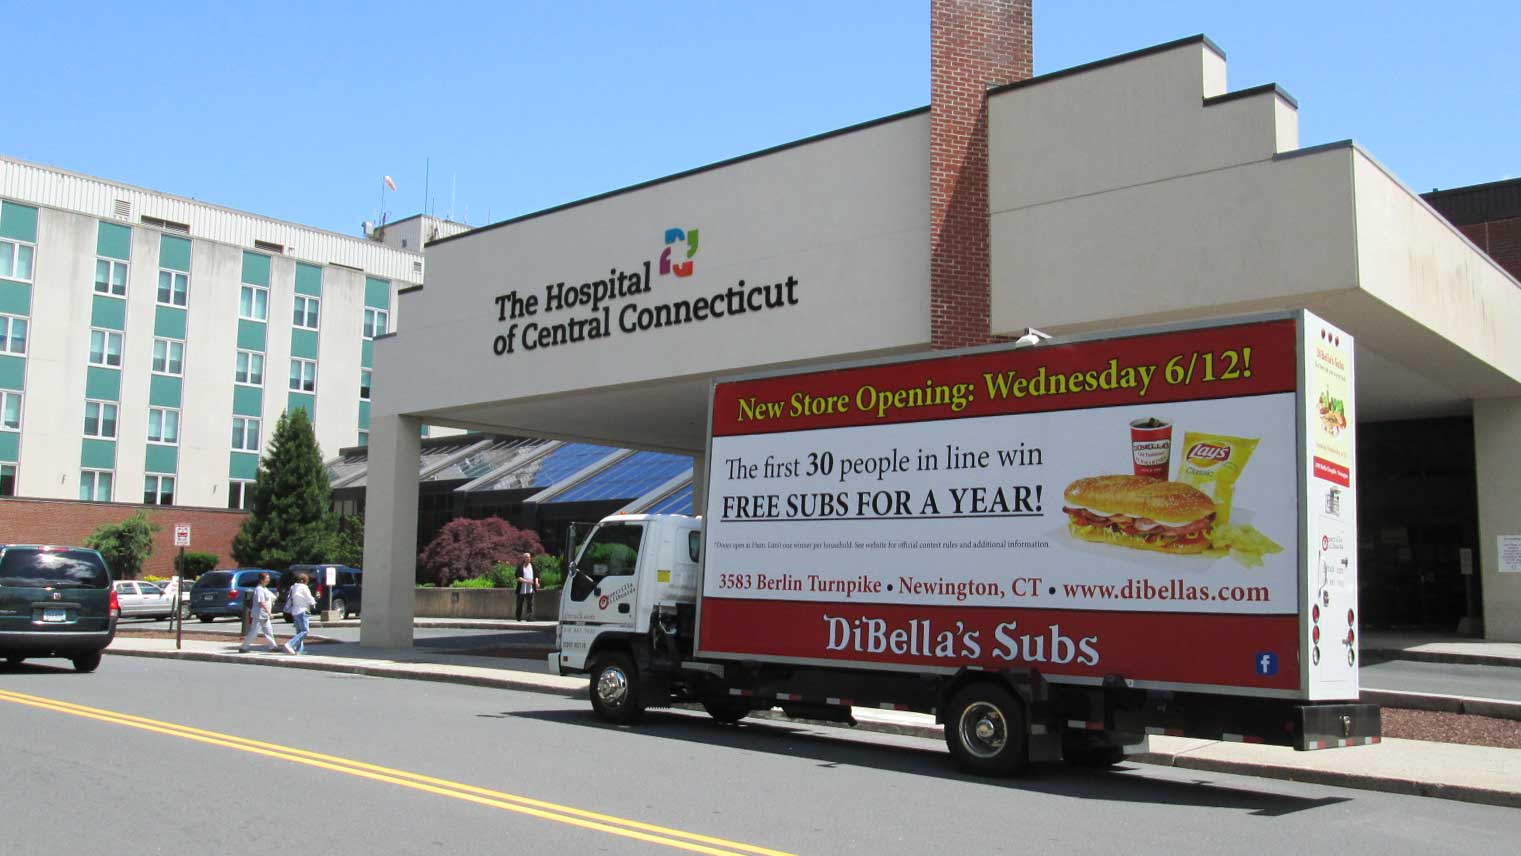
[{"x1": 0, "y1": 155, "x2": 423, "y2": 512}]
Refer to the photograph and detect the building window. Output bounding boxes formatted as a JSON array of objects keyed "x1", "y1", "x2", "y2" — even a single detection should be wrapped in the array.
[
  {"x1": 144, "y1": 474, "x2": 175, "y2": 506},
  {"x1": 80, "y1": 469, "x2": 113, "y2": 502},
  {"x1": 358, "y1": 430, "x2": 369, "y2": 447},
  {"x1": 0, "y1": 314, "x2": 28, "y2": 355},
  {"x1": 293, "y1": 295, "x2": 320, "y2": 330},
  {"x1": 363, "y1": 308, "x2": 389, "y2": 339},
  {"x1": 0, "y1": 239, "x2": 34, "y2": 283},
  {"x1": 89, "y1": 328, "x2": 123, "y2": 367},
  {"x1": 157, "y1": 270, "x2": 189, "y2": 307},
  {"x1": 83, "y1": 400, "x2": 118, "y2": 438},
  {"x1": 228, "y1": 479, "x2": 254, "y2": 510},
  {"x1": 146, "y1": 407, "x2": 180, "y2": 445},
  {"x1": 0, "y1": 463, "x2": 14, "y2": 496},
  {"x1": 232, "y1": 416, "x2": 260, "y2": 452},
  {"x1": 94, "y1": 258, "x2": 128, "y2": 297},
  {"x1": 289, "y1": 358, "x2": 316, "y2": 393},
  {"x1": 152, "y1": 338, "x2": 185, "y2": 376},
  {"x1": 0, "y1": 390, "x2": 19, "y2": 430},
  {"x1": 234, "y1": 349, "x2": 264, "y2": 385},
  {"x1": 359, "y1": 368, "x2": 372, "y2": 400},
  {"x1": 239, "y1": 283, "x2": 269, "y2": 321}
]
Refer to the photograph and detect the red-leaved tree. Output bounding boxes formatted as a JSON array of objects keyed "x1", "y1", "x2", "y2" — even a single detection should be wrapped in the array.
[{"x1": 417, "y1": 517, "x2": 544, "y2": 586}]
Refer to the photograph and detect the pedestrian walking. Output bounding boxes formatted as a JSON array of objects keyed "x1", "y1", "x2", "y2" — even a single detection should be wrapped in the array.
[
  {"x1": 282, "y1": 572, "x2": 318, "y2": 655},
  {"x1": 516, "y1": 553, "x2": 537, "y2": 621},
  {"x1": 237, "y1": 572, "x2": 280, "y2": 652}
]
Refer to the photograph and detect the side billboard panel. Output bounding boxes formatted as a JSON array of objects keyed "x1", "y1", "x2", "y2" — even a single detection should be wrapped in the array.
[{"x1": 701, "y1": 316, "x2": 1332, "y2": 695}]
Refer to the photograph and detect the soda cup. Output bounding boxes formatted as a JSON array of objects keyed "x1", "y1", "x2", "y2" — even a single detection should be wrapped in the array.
[{"x1": 1130, "y1": 417, "x2": 1172, "y2": 479}]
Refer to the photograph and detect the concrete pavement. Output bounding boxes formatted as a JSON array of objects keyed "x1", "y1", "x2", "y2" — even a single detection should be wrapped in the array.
[{"x1": 102, "y1": 631, "x2": 1521, "y2": 811}]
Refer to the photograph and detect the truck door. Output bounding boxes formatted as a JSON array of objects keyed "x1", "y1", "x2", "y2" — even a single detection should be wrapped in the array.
[{"x1": 560, "y1": 520, "x2": 646, "y2": 632}]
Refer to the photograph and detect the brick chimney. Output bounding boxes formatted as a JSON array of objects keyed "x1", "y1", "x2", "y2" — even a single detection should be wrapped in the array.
[{"x1": 930, "y1": 0, "x2": 1032, "y2": 349}]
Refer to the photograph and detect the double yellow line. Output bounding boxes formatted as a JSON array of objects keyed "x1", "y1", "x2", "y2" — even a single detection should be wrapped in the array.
[{"x1": 0, "y1": 689, "x2": 793, "y2": 856}]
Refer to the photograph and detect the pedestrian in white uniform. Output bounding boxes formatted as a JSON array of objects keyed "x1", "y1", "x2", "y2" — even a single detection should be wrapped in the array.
[{"x1": 237, "y1": 572, "x2": 280, "y2": 652}]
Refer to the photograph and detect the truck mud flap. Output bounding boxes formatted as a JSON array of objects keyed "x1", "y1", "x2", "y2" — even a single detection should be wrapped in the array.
[{"x1": 1295, "y1": 703, "x2": 1382, "y2": 750}]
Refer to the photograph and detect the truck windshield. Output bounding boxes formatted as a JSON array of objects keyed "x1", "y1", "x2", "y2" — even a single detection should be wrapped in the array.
[{"x1": 571, "y1": 523, "x2": 643, "y2": 601}]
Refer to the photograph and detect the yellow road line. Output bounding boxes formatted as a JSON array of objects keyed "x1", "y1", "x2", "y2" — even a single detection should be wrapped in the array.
[{"x1": 0, "y1": 689, "x2": 794, "y2": 856}]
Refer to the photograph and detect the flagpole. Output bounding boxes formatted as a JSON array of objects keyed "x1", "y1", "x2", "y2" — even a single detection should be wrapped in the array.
[{"x1": 379, "y1": 177, "x2": 386, "y2": 227}]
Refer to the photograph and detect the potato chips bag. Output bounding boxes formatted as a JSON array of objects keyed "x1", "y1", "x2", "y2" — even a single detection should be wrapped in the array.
[{"x1": 1177, "y1": 432, "x2": 1259, "y2": 528}]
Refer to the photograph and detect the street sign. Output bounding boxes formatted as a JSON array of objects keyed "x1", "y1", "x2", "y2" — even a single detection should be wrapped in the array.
[{"x1": 174, "y1": 524, "x2": 191, "y2": 547}]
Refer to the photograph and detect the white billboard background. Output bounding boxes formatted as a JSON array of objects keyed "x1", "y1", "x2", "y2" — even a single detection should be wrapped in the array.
[{"x1": 705, "y1": 392, "x2": 1300, "y2": 615}]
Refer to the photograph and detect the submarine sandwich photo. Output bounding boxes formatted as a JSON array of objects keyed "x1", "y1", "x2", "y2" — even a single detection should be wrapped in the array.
[{"x1": 1061, "y1": 475, "x2": 1216, "y2": 555}]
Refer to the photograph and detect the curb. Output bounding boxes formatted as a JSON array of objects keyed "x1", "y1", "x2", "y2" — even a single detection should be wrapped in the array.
[
  {"x1": 105, "y1": 647, "x2": 1521, "y2": 809},
  {"x1": 1362, "y1": 688, "x2": 1521, "y2": 721},
  {"x1": 1363, "y1": 648, "x2": 1521, "y2": 669}
]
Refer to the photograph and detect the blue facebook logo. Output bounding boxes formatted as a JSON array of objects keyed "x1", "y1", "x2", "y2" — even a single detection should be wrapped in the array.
[{"x1": 1254, "y1": 651, "x2": 1279, "y2": 676}]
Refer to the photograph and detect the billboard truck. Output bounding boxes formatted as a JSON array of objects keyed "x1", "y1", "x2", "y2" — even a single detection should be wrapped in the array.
[{"x1": 549, "y1": 310, "x2": 1379, "y2": 774}]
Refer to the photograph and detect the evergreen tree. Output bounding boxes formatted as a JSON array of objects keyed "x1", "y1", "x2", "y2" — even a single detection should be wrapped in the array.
[{"x1": 231, "y1": 408, "x2": 337, "y2": 568}]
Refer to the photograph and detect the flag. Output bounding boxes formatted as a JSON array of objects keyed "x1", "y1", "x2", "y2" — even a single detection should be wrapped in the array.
[{"x1": 383, "y1": 175, "x2": 397, "y2": 191}]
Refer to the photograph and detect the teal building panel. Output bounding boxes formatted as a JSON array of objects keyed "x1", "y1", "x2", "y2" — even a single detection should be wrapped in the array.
[
  {"x1": 85, "y1": 367, "x2": 121, "y2": 401},
  {"x1": 145, "y1": 444, "x2": 178, "y2": 475},
  {"x1": 290, "y1": 329, "x2": 318, "y2": 360},
  {"x1": 241, "y1": 252, "x2": 270, "y2": 286},
  {"x1": 0, "y1": 355, "x2": 22, "y2": 391},
  {"x1": 295, "y1": 263, "x2": 322, "y2": 297},
  {"x1": 96, "y1": 222, "x2": 131, "y2": 260},
  {"x1": 287, "y1": 392, "x2": 315, "y2": 420},
  {"x1": 237, "y1": 319, "x2": 267, "y2": 352},
  {"x1": 149, "y1": 374, "x2": 182, "y2": 408},
  {"x1": 361, "y1": 338, "x2": 373, "y2": 369},
  {"x1": 91, "y1": 295, "x2": 127, "y2": 330},
  {"x1": 0, "y1": 281, "x2": 30, "y2": 314},
  {"x1": 154, "y1": 306, "x2": 187, "y2": 340},
  {"x1": 159, "y1": 234, "x2": 191, "y2": 272},
  {"x1": 0, "y1": 430, "x2": 17, "y2": 463},
  {"x1": 0, "y1": 202, "x2": 38, "y2": 243},
  {"x1": 358, "y1": 400, "x2": 370, "y2": 430},
  {"x1": 233, "y1": 384, "x2": 263, "y2": 416},
  {"x1": 364, "y1": 277, "x2": 391, "y2": 309},
  {"x1": 81, "y1": 439, "x2": 116, "y2": 469},
  {"x1": 229, "y1": 451, "x2": 259, "y2": 481}
]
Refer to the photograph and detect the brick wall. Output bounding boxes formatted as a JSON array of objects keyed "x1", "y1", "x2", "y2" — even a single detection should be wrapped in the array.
[
  {"x1": 1457, "y1": 219, "x2": 1521, "y2": 281},
  {"x1": 930, "y1": 0, "x2": 1032, "y2": 349},
  {"x1": 0, "y1": 498, "x2": 248, "y2": 577}
]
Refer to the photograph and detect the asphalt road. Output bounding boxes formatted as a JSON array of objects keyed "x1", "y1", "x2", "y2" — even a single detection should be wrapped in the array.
[{"x1": 1, "y1": 657, "x2": 1516, "y2": 855}]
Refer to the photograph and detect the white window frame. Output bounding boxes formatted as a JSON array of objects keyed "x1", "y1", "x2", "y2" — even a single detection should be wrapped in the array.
[
  {"x1": 83, "y1": 399, "x2": 118, "y2": 439},
  {"x1": 0, "y1": 238, "x2": 35, "y2": 283},
  {"x1": 94, "y1": 257, "x2": 128, "y2": 297},
  {"x1": 234, "y1": 349, "x2": 265, "y2": 386},
  {"x1": 359, "y1": 368, "x2": 372, "y2": 401},
  {"x1": 157, "y1": 269, "x2": 189, "y2": 307},
  {"x1": 152, "y1": 337, "x2": 185, "y2": 376},
  {"x1": 239, "y1": 283, "x2": 269, "y2": 321},
  {"x1": 144, "y1": 474, "x2": 175, "y2": 506},
  {"x1": 146, "y1": 406, "x2": 180, "y2": 445},
  {"x1": 88, "y1": 328, "x2": 123, "y2": 367},
  {"x1": 0, "y1": 314, "x2": 28, "y2": 355},
  {"x1": 362, "y1": 307, "x2": 390, "y2": 339},
  {"x1": 293, "y1": 295, "x2": 320, "y2": 330},
  {"x1": 289, "y1": 357, "x2": 316, "y2": 393},
  {"x1": 231, "y1": 416, "x2": 261, "y2": 452},
  {"x1": 228, "y1": 479, "x2": 254, "y2": 510},
  {"x1": 80, "y1": 468, "x2": 114, "y2": 502},
  {"x1": 0, "y1": 390, "x2": 20, "y2": 431}
]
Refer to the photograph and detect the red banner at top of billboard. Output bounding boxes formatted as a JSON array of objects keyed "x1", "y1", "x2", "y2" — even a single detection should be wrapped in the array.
[{"x1": 713, "y1": 319, "x2": 1299, "y2": 437}]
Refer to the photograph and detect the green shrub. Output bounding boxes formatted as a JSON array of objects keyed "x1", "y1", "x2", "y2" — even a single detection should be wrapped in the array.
[
  {"x1": 448, "y1": 576, "x2": 495, "y2": 589},
  {"x1": 84, "y1": 511, "x2": 159, "y2": 580},
  {"x1": 174, "y1": 551, "x2": 219, "y2": 577},
  {"x1": 534, "y1": 554, "x2": 564, "y2": 590},
  {"x1": 488, "y1": 562, "x2": 517, "y2": 588}
]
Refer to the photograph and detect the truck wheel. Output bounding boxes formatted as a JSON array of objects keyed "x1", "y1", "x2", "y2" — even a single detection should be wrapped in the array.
[
  {"x1": 945, "y1": 683, "x2": 1028, "y2": 776},
  {"x1": 702, "y1": 697, "x2": 750, "y2": 724},
  {"x1": 590, "y1": 653, "x2": 645, "y2": 724}
]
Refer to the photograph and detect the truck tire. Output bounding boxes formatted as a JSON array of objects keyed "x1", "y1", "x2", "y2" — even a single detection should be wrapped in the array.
[
  {"x1": 590, "y1": 652, "x2": 645, "y2": 724},
  {"x1": 945, "y1": 683, "x2": 1028, "y2": 776},
  {"x1": 701, "y1": 697, "x2": 750, "y2": 724}
]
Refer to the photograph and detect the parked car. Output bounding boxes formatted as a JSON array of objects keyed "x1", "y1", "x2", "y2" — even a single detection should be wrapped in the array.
[
  {"x1": 277, "y1": 565, "x2": 363, "y2": 620},
  {"x1": 113, "y1": 580, "x2": 177, "y2": 620},
  {"x1": 188, "y1": 569, "x2": 277, "y2": 622},
  {"x1": 0, "y1": 544, "x2": 117, "y2": 672}
]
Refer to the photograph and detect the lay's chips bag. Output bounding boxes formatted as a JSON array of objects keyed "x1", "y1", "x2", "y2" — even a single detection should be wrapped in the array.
[{"x1": 1177, "y1": 432, "x2": 1258, "y2": 528}]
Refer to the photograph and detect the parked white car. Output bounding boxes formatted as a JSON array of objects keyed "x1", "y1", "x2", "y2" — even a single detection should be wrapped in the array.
[{"x1": 112, "y1": 580, "x2": 178, "y2": 619}]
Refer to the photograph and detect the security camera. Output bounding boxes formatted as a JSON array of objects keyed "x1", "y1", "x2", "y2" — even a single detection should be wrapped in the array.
[{"x1": 1013, "y1": 328, "x2": 1052, "y2": 349}]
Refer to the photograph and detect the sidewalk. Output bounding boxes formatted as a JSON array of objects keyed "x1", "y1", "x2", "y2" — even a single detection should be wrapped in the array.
[
  {"x1": 104, "y1": 634, "x2": 1521, "y2": 810},
  {"x1": 1363, "y1": 631, "x2": 1521, "y2": 668}
]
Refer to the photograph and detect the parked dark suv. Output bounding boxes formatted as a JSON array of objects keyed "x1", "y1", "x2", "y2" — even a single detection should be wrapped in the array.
[
  {"x1": 0, "y1": 545, "x2": 117, "y2": 672},
  {"x1": 277, "y1": 565, "x2": 362, "y2": 620},
  {"x1": 188, "y1": 569, "x2": 277, "y2": 622}
]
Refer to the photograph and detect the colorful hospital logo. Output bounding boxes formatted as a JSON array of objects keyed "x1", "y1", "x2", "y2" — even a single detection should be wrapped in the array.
[{"x1": 660, "y1": 227, "x2": 700, "y2": 277}]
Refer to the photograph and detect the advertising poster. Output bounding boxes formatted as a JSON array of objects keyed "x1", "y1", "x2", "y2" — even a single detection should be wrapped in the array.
[
  {"x1": 701, "y1": 316, "x2": 1331, "y2": 695},
  {"x1": 1304, "y1": 315, "x2": 1359, "y2": 699}
]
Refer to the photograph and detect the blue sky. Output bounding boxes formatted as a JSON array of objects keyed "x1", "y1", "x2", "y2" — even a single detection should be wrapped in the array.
[{"x1": 10, "y1": 2, "x2": 1516, "y2": 236}]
